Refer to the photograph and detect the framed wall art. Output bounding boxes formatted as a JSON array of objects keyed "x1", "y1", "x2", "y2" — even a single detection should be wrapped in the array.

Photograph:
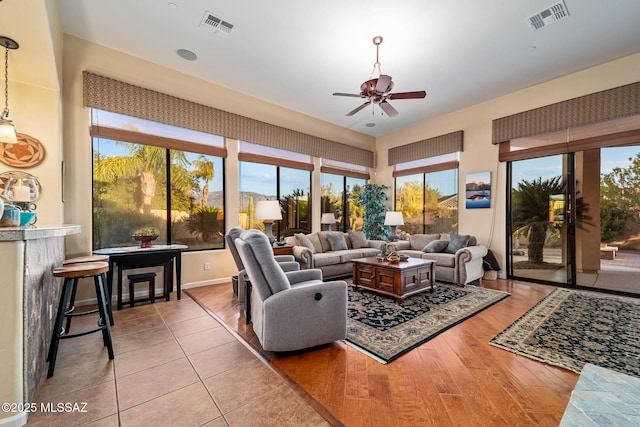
[{"x1": 465, "y1": 171, "x2": 491, "y2": 209}]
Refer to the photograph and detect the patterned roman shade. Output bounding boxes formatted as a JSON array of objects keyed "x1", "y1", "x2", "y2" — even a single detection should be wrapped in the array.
[
  {"x1": 492, "y1": 81, "x2": 640, "y2": 144},
  {"x1": 388, "y1": 131, "x2": 463, "y2": 166},
  {"x1": 83, "y1": 71, "x2": 374, "y2": 167}
]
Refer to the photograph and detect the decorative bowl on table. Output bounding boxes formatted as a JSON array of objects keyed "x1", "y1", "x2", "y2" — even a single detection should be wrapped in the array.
[
  {"x1": 132, "y1": 234, "x2": 158, "y2": 248},
  {"x1": 399, "y1": 254, "x2": 409, "y2": 262},
  {"x1": 386, "y1": 251, "x2": 401, "y2": 263},
  {"x1": 132, "y1": 227, "x2": 160, "y2": 248}
]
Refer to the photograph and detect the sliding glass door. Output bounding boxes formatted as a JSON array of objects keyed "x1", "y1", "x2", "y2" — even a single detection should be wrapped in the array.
[
  {"x1": 575, "y1": 146, "x2": 640, "y2": 295},
  {"x1": 508, "y1": 147, "x2": 640, "y2": 296},
  {"x1": 508, "y1": 155, "x2": 573, "y2": 285}
]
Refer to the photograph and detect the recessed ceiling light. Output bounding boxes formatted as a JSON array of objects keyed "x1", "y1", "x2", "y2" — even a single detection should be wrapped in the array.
[
  {"x1": 365, "y1": 122, "x2": 376, "y2": 127},
  {"x1": 177, "y1": 49, "x2": 197, "y2": 61},
  {"x1": 168, "y1": 2, "x2": 178, "y2": 9}
]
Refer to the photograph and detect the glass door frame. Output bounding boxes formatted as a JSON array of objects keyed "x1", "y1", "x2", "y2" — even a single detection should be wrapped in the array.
[{"x1": 506, "y1": 153, "x2": 577, "y2": 287}]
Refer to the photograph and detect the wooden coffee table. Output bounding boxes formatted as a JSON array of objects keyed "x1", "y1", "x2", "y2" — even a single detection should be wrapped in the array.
[{"x1": 352, "y1": 257, "x2": 435, "y2": 303}]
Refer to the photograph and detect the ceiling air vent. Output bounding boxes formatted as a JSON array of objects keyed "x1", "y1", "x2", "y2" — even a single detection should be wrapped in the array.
[
  {"x1": 527, "y1": 1, "x2": 569, "y2": 31},
  {"x1": 200, "y1": 11, "x2": 234, "y2": 38}
]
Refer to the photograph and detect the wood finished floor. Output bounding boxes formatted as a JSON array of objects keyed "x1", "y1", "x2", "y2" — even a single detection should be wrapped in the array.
[{"x1": 187, "y1": 279, "x2": 580, "y2": 427}]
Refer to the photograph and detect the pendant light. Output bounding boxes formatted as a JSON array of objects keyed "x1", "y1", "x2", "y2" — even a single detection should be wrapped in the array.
[{"x1": 0, "y1": 36, "x2": 19, "y2": 145}]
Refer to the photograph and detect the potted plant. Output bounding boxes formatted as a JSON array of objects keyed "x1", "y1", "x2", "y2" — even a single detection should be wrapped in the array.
[
  {"x1": 359, "y1": 183, "x2": 390, "y2": 241},
  {"x1": 132, "y1": 227, "x2": 160, "y2": 248}
]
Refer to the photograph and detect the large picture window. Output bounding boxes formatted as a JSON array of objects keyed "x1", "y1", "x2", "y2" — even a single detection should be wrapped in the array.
[
  {"x1": 320, "y1": 159, "x2": 369, "y2": 232},
  {"x1": 394, "y1": 158, "x2": 458, "y2": 235},
  {"x1": 320, "y1": 173, "x2": 366, "y2": 231},
  {"x1": 91, "y1": 110, "x2": 225, "y2": 251},
  {"x1": 238, "y1": 141, "x2": 312, "y2": 241}
]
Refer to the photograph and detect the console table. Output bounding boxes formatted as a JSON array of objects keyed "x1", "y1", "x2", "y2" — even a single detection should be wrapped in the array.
[
  {"x1": 352, "y1": 257, "x2": 435, "y2": 303},
  {"x1": 94, "y1": 244, "x2": 187, "y2": 310}
]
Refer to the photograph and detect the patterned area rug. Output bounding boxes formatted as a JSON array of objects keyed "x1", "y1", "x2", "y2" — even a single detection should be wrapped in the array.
[
  {"x1": 490, "y1": 288, "x2": 640, "y2": 376},
  {"x1": 346, "y1": 282, "x2": 510, "y2": 363}
]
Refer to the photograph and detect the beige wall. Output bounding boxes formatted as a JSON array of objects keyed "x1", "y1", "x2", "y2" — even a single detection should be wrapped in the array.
[
  {"x1": 0, "y1": 82, "x2": 63, "y2": 225},
  {"x1": 376, "y1": 52, "x2": 640, "y2": 275}
]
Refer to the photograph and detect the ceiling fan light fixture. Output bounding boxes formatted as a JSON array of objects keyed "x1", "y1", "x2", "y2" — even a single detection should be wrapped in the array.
[{"x1": 333, "y1": 35, "x2": 426, "y2": 118}]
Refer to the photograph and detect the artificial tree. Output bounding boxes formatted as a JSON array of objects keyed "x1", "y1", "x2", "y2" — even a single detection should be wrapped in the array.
[{"x1": 360, "y1": 183, "x2": 390, "y2": 241}]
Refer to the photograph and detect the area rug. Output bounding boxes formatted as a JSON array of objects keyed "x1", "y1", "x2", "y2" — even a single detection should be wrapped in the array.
[
  {"x1": 490, "y1": 288, "x2": 640, "y2": 376},
  {"x1": 346, "y1": 282, "x2": 510, "y2": 363}
]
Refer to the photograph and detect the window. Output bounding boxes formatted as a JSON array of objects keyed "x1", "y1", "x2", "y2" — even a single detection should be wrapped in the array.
[
  {"x1": 320, "y1": 159, "x2": 369, "y2": 232},
  {"x1": 91, "y1": 110, "x2": 225, "y2": 251},
  {"x1": 394, "y1": 154, "x2": 459, "y2": 235},
  {"x1": 320, "y1": 175, "x2": 367, "y2": 232},
  {"x1": 238, "y1": 142, "x2": 311, "y2": 240}
]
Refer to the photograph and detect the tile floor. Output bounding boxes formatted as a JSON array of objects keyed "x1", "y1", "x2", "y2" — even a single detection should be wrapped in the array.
[
  {"x1": 26, "y1": 291, "x2": 329, "y2": 426},
  {"x1": 560, "y1": 363, "x2": 640, "y2": 426}
]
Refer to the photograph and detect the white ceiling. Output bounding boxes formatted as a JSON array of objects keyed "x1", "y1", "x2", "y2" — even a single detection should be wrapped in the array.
[{"x1": 6, "y1": 0, "x2": 640, "y2": 137}]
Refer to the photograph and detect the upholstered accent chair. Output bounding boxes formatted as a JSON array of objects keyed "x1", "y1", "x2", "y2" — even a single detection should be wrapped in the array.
[
  {"x1": 225, "y1": 226, "x2": 299, "y2": 303},
  {"x1": 235, "y1": 230, "x2": 347, "y2": 352}
]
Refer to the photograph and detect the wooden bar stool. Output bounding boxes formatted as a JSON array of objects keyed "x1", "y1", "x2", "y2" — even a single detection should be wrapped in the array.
[
  {"x1": 62, "y1": 254, "x2": 113, "y2": 329},
  {"x1": 47, "y1": 261, "x2": 114, "y2": 378},
  {"x1": 127, "y1": 272, "x2": 157, "y2": 307}
]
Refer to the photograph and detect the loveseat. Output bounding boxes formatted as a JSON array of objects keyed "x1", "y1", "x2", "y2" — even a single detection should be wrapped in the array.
[
  {"x1": 284, "y1": 231, "x2": 386, "y2": 279},
  {"x1": 389, "y1": 233, "x2": 488, "y2": 286}
]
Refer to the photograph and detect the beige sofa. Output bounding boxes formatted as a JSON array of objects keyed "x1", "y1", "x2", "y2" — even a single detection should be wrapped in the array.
[
  {"x1": 284, "y1": 231, "x2": 386, "y2": 279},
  {"x1": 389, "y1": 233, "x2": 488, "y2": 286}
]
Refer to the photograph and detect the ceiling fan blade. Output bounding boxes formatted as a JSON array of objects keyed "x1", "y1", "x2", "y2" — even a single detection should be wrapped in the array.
[
  {"x1": 346, "y1": 101, "x2": 371, "y2": 116},
  {"x1": 379, "y1": 101, "x2": 399, "y2": 117},
  {"x1": 333, "y1": 92, "x2": 364, "y2": 98},
  {"x1": 388, "y1": 90, "x2": 427, "y2": 100},
  {"x1": 375, "y1": 74, "x2": 393, "y2": 93}
]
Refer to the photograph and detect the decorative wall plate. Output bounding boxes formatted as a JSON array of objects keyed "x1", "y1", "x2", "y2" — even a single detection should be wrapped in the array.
[{"x1": 0, "y1": 133, "x2": 46, "y2": 168}]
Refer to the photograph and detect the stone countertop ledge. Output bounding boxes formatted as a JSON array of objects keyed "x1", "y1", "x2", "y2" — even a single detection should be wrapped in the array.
[{"x1": 0, "y1": 224, "x2": 81, "y2": 241}]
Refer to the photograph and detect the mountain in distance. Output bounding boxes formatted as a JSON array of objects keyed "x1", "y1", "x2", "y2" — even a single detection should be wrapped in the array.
[{"x1": 207, "y1": 191, "x2": 276, "y2": 209}]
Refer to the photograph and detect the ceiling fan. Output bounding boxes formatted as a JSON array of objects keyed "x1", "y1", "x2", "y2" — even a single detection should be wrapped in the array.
[{"x1": 333, "y1": 36, "x2": 426, "y2": 118}]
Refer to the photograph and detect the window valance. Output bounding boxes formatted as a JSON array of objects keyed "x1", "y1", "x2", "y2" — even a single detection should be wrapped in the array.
[
  {"x1": 492, "y1": 81, "x2": 640, "y2": 145},
  {"x1": 320, "y1": 159, "x2": 370, "y2": 180},
  {"x1": 83, "y1": 71, "x2": 374, "y2": 167},
  {"x1": 388, "y1": 131, "x2": 463, "y2": 166}
]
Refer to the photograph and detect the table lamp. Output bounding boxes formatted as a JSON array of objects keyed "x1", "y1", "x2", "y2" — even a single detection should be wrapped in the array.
[
  {"x1": 321, "y1": 213, "x2": 336, "y2": 231},
  {"x1": 384, "y1": 211, "x2": 404, "y2": 241},
  {"x1": 254, "y1": 200, "x2": 282, "y2": 244}
]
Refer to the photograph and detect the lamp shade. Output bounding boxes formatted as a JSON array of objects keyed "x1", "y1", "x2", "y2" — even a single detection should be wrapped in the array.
[
  {"x1": 321, "y1": 213, "x2": 336, "y2": 224},
  {"x1": 0, "y1": 118, "x2": 17, "y2": 144},
  {"x1": 384, "y1": 211, "x2": 404, "y2": 226},
  {"x1": 254, "y1": 200, "x2": 282, "y2": 220}
]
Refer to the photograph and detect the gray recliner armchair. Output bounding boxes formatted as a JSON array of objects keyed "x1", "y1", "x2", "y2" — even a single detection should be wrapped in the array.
[
  {"x1": 235, "y1": 230, "x2": 347, "y2": 352},
  {"x1": 225, "y1": 226, "x2": 299, "y2": 303}
]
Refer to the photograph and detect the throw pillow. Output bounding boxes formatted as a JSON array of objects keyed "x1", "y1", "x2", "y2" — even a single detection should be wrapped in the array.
[
  {"x1": 446, "y1": 232, "x2": 470, "y2": 254},
  {"x1": 326, "y1": 232, "x2": 348, "y2": 251},
  {"x1": 295, "y1": 233, "x2": 316, "y2": 253},
  {"x1": 348, "y1": 231, "x2": 368, "y2": 249},
  {"x1": 307, "y1": 233, "x2": 324, "y2": 253},
  {"x1": 409, "y1": 234, "x2": 440, "y2": 250},
  {"x1": 423, "y1": 240, "x2": 449, "y2": 253}
]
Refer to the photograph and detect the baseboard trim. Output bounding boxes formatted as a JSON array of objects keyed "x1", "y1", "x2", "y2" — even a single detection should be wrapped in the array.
[
  {"x1": 0, "y1": 412, "x2": 27, "y2": 427},
  {"x1": 73, "y1": 277, "x2": 232, "y2": 307}
]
